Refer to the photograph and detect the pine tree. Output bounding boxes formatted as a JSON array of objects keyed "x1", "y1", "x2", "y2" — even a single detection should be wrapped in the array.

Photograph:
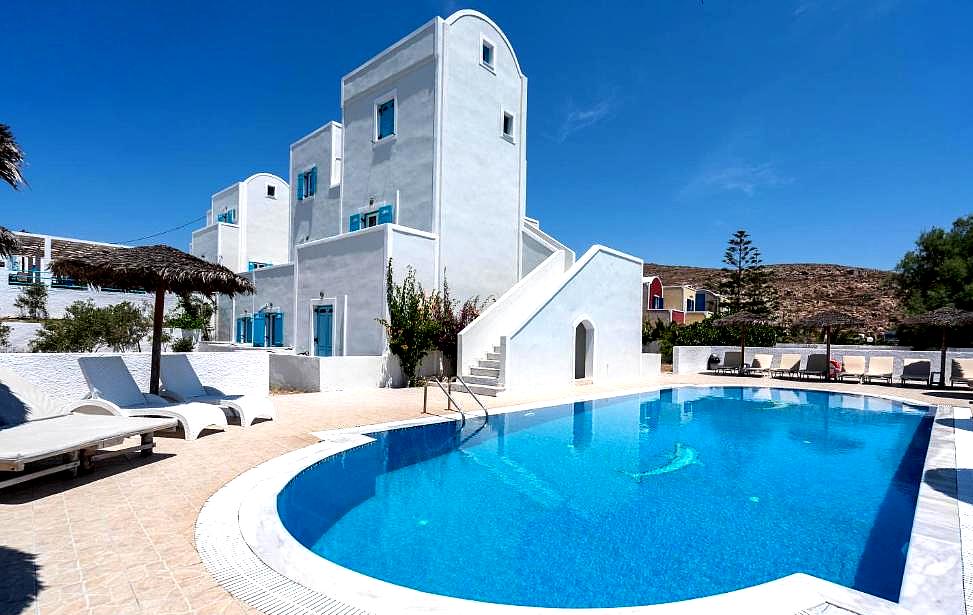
[{"x1": 718, "y1": 230, "x2": 777, "y2": 317}]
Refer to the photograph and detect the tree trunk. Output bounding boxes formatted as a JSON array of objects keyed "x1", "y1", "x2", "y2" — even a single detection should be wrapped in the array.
[
  {"x1": 825, "y1": 326, "x2": 831, "y2": 382},
  {"x1": 149, "y1": 285, "x2": 165, "y2": 395}
]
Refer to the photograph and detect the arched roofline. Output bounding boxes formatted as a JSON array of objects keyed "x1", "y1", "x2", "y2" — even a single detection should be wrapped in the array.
[{"x1": 445, "y1": 9, "x2": 524, "y2": 77}]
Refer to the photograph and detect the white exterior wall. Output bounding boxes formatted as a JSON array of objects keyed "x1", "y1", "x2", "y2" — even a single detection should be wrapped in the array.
[
  {"x1": 190, "y1": 224, "x2": 220, "y2": 264},
  {"x1": 438, "y1": 11, "x2": 527, "y2": 302},
  {"x1": 243, "y1": 173, "x2": 290, "y2": 268},
  {"x1": 0, "y1": 351, "x2": 269, "y2": 406},
  {"x1": 504, "y1": 246, "x2": 644, "y2": 390},
  {"x1": 234, "y1": 264, "x2": 295, "y2": 346},
  {"x1": 293, "y1": 225, "x2": 436, "y2": 357},
  {"x1": 291, "y1": 124, "x2": 343, "y2": 255},
  {"x1": 341, "y1": 22, "x2": 438, "y2": 236},
  {"x1": 217, "y1": 224, "x2": 240, "y2": 272}
]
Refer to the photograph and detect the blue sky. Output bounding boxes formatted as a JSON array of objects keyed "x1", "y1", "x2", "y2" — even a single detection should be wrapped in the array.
[{"x1": 2, "y1": 1, "x2": 970, "y2": 270}]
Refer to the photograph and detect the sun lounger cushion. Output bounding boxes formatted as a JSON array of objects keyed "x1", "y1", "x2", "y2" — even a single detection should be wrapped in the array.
[{"x1": 0, "y1": 414, "x2": 176, "y2": 466}]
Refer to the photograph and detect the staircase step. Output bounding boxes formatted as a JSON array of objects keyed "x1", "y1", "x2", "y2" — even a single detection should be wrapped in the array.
[
  {"x1": 486, "y1": 352, "x2": 502, "y2": 361},
  {"x1": 478, "y1": 359, "x2": 501, "y2": 369},
  {"x1": 459, "y1": 374, "x2": 499, "y2": 386},
  {"x1": 471, "y1": 366, "x2": 500, "y2": 377},
  {"x1": 453, "y1": 382, "x2": 504, "y2": 397},
  {"x1": 493, "y1": 345, "x2": 502, "y2": 353}
]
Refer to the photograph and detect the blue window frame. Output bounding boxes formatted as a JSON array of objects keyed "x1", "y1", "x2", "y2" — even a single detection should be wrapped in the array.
[
  {"x1": 377, "y1": 99, "x2": 395, "y2": 140},
  {"x1": 297, "y1": 167, "x2": 316, "y2": 200},
  {"x1": 217, "y1": 209, "x2": 237, "y2": 224}
]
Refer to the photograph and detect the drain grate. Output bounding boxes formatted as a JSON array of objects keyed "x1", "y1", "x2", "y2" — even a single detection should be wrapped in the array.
[{"x1": 195, "y1": 463, "x2": 372, "y2": 615}]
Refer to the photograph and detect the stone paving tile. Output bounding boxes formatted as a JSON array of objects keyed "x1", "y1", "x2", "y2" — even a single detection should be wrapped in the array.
[{"x1": 0, "y1": 374, "x2": 966, "y2": 614}]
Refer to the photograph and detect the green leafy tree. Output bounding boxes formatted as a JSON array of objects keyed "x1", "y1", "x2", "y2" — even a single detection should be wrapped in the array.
[
  {"x1": 30, "y1": 300, "x2": 152, "y2": 352},
  {"x1": 718, "y1": 230, "x2": 777, "y2": 316},
  {"x1": 645, "y1": 317, "x2": 779, "y2": 363},
  {"x1": 429, "y1": 275, "x2": 491, "y2": 377},
  {"x1": 165, "y1": 293, "x2": 215, "y2": 340},
  {"x1": 171, "y1": 338, "x2": 194, "y2": 352},
  {"x1": 0, "y1": 322, "x2": 10, "y2": 349},
  {"x1": 377, "y1": 259, "x2": 439, "y2": 386},
  {"x1": 896, "y1": 214, "x2": 973, "y2": 313},
  {"x1": 102, "y1": 302, "x2": 153, "y2": 351},
  {"x1": 14, "y1": 282, "x2": 48, "y2": 319}
]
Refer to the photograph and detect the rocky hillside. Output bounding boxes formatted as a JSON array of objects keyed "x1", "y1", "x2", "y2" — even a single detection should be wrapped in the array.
[{"x1": 644, "y1": 263, "x2": 904, "y2": 333}]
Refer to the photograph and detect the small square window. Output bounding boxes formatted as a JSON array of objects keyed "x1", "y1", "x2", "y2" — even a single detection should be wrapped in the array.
[
  {"x1": 267, "y1": 185, "x2": 276, "y2": 198},
  {"x1": 376, "y1": 98, "x2": 395, "y2": 140},
  {"x1": 363, "y1": 213, "x2": 379, "y2": 228},
  {"x1": 502, "y1": 111, "x2": 515, "y2": 140},
  {"x1": 481, "y1": 41, "x2": 494, "y2": 68}
]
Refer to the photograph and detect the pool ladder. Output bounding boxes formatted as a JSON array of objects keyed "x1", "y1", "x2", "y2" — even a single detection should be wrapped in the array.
[{"x1": 423, "y1": 376, "x2": 489, "y2": 429}]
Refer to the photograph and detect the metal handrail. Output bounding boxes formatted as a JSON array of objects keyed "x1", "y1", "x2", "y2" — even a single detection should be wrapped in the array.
[
  {"x1": 424, "y1": 377, "x2": 467, "y2": 429},
  {"x1": 453, "y1": 375, "x2": 489, "y2": 418}
]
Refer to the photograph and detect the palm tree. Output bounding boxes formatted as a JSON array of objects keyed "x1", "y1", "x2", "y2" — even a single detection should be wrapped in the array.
[{"x1": 0, "y1": 123, "x2": 25, "y2": 257}]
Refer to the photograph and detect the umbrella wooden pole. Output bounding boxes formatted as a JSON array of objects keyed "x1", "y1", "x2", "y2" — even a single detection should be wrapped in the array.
[
  {"x1": 825, "y1": 326, "x2": 832, "y2": 382},
  {"x1": 149, "y1": 286, "x2": 165, "y2": 395},
  {"x1": 740, "y1": 328, "x2": 746, "y2": 375},
  {"x1": 940, "y1": 328, "x2": 947, "y2": 388}
]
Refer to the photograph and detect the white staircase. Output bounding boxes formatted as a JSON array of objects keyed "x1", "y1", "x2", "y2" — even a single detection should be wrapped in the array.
[{"x1": 453, "y1": 343, "x2": 505, "y2": 396}]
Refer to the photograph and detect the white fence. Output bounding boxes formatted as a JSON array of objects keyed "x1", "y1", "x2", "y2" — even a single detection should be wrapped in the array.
[{"x1": 674, "y1": 344, "x2": 973, "y2": 384}]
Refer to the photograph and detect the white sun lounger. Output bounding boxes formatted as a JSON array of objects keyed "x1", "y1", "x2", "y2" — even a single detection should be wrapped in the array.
[
  {"x1": 0, "y1": 367, "x2": 176, "y2": 489},
  {"x1": 78, "y1": 356, "x2": 228, "y2": 441},
  {"x1": 901, "y1": 359, "x2": 932, "y2": 387},
  {"x1": 746, "y1": 353, "x2": 774, "y2": 376},
  {"x1": 160, "y1": 355, "x2": 276, "y2": 427},
  {"x1": 952, "y1": 358, "x2": 973, "y2": 388},
  {"x1": 863, "y1": 356, "x2": 894, "y2": 384},
  {"x1": 838, "y1": 356, "x2": 866, "y2": 383},
  {"x1": 770, "y1": 354, "x2": 801, "y2": 379}
]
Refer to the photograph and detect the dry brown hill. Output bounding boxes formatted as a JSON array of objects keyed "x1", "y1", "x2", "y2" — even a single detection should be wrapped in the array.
[{"x1": 644, "y1": 262, "x2": 904, "y2": 333}]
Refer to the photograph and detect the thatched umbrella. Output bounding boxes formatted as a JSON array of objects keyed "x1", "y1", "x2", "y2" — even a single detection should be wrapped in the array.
[
  {"x1": 795, "y1": 310, "x2": 864, "y2": 381},
  {"x1": 900, "y1": 307, "x2": 973, "y2": 387},
  {"x1": 0, "y1": 227, "x2": 20, "y2": 258},
  {"x1": 51, "y1": 244, "x2": 254, "y2": 394},
  {"x1": 714, "y1": 312, "x2": 777, "y2": 375}
]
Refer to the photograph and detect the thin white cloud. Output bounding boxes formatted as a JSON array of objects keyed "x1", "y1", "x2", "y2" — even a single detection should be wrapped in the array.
[
  {"x1": 555, "y1": 97, "x2": 615, "y2": 143},
  {"x1": 793, "y1": 1, "x2": 815, "y2": 17},
  {"x1": 682, "y1": 162, "x2": 794, "y2": 198}
]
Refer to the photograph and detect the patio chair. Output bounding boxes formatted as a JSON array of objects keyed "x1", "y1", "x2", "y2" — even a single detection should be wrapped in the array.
[
  {"x1": 746, "y1": 353, "x2": 774, "y2": 376},
  {"x1": 160, "y1": 355, "x2": 276, "y2": 426},
  {"x1": 0, "y1": 366, "x2": 177, "y2": 489},
  {"x1": 838, "y1": 356, "x2": 866, "y2": 383},
  {"x1": 800, "y1": 354, "x2": 829, "y2": 380},
  {"x1": 951, "y1": 358, "x2": 973, "y2": 388},
  {"x1": 863, "y1": 356, "x2": 894, "y2": 384},
  {"x1": 715, "y1": 351, "x2": 743, "y2": 374},
  {"x1": 900, "y1": 359, "x2": 932, "y2": 387},
  {"x1": 770, "y1": 353, "x2": 802, "y2": 379},
  {"x1": 77, "y1": 356, "x2": 228, "y2": 440}
]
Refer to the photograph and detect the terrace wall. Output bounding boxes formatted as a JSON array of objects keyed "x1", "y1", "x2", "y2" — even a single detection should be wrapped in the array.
[
  {"x1": 0, "y1": 351, "x2": 269, "y2": 406},
  {"x1": 674, "y1": 344, "x2": 973, "y2": 384}
]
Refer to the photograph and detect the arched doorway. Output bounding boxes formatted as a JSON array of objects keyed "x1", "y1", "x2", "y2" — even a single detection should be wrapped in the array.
[{"x1": 574, "y1": 320, "x2": 594, "y2": 380}]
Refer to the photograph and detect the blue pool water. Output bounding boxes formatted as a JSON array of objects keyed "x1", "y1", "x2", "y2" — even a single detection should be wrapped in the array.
[{"x1": 278, "y1": 387, "x2": 933, "y2": 608}]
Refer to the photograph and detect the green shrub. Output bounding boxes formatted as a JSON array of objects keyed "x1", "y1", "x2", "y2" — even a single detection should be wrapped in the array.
[
  {"x1": 377, "y1": 259, "x2": 439, "y2": 387},
  {"x1": 171, "y1": 338, "x2": 194, "y2": 352},
  {"x1": 646, "y1": 317, "x2": 781, "y2": 363},
  {"x1": 14, "y1": 282, "x2": 48, "y2": 319},
  {"x1": 31, "y1": 300, "x2": 152, "y2": 353},
  {"x1": 165, "y1": 294, "x2": 214, "y2": 340}
]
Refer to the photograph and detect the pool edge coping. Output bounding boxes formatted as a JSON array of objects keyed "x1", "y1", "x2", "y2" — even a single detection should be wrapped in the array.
[{"x1": 197, "y1": 383, "x2": 958, "y2": 615}]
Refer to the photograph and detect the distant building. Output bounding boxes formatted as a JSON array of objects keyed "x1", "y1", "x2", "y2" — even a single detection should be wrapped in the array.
[
  {"x1": 643, "y1": 277, "x2": 723, "y2": 326},
  {"x1": 0, "y1": 231, "x2": 177, "y2": 320}
]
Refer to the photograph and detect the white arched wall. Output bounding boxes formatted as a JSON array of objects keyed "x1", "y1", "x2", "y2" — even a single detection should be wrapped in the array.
[{"x1": 503, "y1": 246, "x2": 643, "y2": 390}]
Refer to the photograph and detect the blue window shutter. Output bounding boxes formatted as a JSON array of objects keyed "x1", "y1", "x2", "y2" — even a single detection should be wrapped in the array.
[
  {"x1": 378, "y1": 100, "x2": 394, "y2": 139},
  {"x1": 349, "y1": 214, "x2": 361, "y2": 232},
  {"x1": 297, "y1": 174, "x2": 304, "y2": 201},
  {"x1": 272, "y1": 314, "x2": 284, "y2": 347},
  {"x1": 377, "y1": 204, "x2": 394, "y2": 225},
  {"x1": 236, "y1": 319, "x2": 243, "y2": 343},
  {"x1": 253, "y1": 313, "x2": 266, "y2": 347},
  {"x1": 310, "y1": 167, "x2": 317, "y2": 196}
]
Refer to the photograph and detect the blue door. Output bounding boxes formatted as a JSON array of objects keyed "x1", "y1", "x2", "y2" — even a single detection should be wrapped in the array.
[{"x1": 314, "y1": 305, "x2": 334, "y2": 357}]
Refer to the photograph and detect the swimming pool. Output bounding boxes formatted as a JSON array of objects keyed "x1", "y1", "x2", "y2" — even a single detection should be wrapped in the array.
[{"x1": 277, "y1": 387, "x2": 933, "y2": 608}]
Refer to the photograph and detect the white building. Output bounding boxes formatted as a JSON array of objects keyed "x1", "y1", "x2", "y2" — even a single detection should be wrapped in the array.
[
  {"x1": 202, "y1": 10, "x2": 646, "y2": 393},
  {"x1": 190, "y1": 172, "x2": 290, "y2": 340}
]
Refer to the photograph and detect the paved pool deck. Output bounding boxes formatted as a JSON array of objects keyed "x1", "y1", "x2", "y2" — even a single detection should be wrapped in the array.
[{"x1": 1, "y1": 373, "x2": 970, "y2": 615}]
